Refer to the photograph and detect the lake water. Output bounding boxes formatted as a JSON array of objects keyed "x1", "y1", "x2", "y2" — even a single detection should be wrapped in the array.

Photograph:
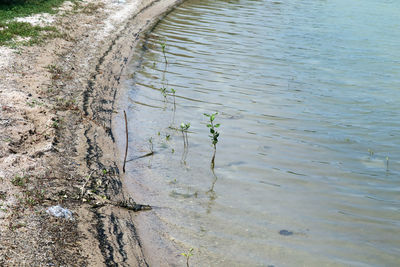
[{"x1": 115, "y1": 0, "x2": 400, "y2": 265}]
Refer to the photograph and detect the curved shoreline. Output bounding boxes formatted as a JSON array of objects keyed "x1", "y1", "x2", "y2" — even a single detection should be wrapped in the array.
[
  {"x1": 0, "y1": 0, "x2": 184, "y2": 265},
  {"x1": 83, "y1": 0, "x2": 186, "y2": 265}
]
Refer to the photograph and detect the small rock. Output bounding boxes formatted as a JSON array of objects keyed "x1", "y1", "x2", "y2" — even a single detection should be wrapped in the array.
[
  {"x1": 46, "y1": 205, "x2": 74, "y2": 220},
  {"x1": 279, "y1": 229, "x2": 293, "y2": 236}
]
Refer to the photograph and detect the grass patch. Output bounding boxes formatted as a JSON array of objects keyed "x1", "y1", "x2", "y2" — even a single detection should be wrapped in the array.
[
  {"x1": 0, "y1": 0, "x2": 70, "y2": 46},
  {"x1": 0, "y1": 21, "x2": 59, "y2": 45},
  {"x1": 20, "y1": 189, "x2": 45, "y2": 207},
  {"x1": 0, "y1": 0, "x2": 68, "y2": 22},
  {"x1": 11, "y1": 175, "x2": 29, "y2": 187}
]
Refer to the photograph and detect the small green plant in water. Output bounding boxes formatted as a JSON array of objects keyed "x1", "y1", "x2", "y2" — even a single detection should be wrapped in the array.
[
  {"x1": 368, "y1": 149, "x2": 374, "y2": 157},
  {"x1": 160, "y1": 41, "x2": 168, "y2": 65},
  {"x1": 180, "y1": 122, "x2": 190, "y2": 148},
  {"x1": 148, "y1": 137, "x2": 154, "y2": 153},
  {"x1": 181, "y1": 248, "x2": 194, "y2": 267},
  {"x1": 170, "y1": 88, "x2": 176, "y2": 110},
  {"x1": 160, "y1": 86, "x2": 168, "y2": 101},
  {"x1": 169, "y1": 88, "x2": 177, "y2": 125},
  {"x1": 204, "y1": 112, "x2": 220, "y2": 169}
]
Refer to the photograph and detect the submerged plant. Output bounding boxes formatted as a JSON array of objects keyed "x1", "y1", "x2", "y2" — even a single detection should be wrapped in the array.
[
  {"x1": 181, "y1": 248, "x2": 194, "y2": 267},
  {"x1": 148, "y1": 137, "x2": 154, "y2": 153},
  {"x1": 169, "y1": 88, "x2": 177, "y2": 125},
  {"x1": 180, "y1": 122, "x2": 190, "y2": 148},
  {"x1": 160, "y1": 86, "x2": 168, "y2": 101},
  {"x1": 386, "y1": 156, "x2": 389, "y2": 171},
  {"x1": 160, "y1": 41, "x2": 168, "y2": 65},
  {"x1": 368, "y1": 148, "x2": 374, "y2": 157},
  {"x1": 206, "y1": 167, "x2": 218, "y2": 214},
  {"x1": 180, "y1": 123, "x2": 190, "y2": 164},
  {"x1": 204, "y1": 112, "x2": 220, "y2": 169},
  {"x1": 170, "y1": 88, "x2": 176, "y2": 110}
]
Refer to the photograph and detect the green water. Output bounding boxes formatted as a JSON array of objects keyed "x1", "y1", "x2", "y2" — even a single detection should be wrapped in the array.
[{"x1": 115, "y1": 0, "x2": 400, "y2": 265}]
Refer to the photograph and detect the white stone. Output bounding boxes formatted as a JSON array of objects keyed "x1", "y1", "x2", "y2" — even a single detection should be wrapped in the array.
[{"x1": 46, "y1": 205, "x2": 74, "y2": 220}]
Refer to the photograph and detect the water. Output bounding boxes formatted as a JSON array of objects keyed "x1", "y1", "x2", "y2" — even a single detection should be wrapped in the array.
[{"x1": 115, "y1": 0, "x2": 400, "y2": 265}]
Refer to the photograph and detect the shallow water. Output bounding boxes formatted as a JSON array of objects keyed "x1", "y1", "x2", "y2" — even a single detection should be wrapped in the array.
[{"x1": 116, "y1": 0, "x2": 400, "y2": 265}]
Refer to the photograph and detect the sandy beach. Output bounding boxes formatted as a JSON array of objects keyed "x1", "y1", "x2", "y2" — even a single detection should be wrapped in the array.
[{"x1": 0, "y1": 0, "x2": 182, "y2": 265}]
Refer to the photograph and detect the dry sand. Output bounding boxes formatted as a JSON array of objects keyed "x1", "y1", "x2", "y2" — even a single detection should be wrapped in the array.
[{"x1": 0, "y1": 0, "x2": 183, "y2": 265}]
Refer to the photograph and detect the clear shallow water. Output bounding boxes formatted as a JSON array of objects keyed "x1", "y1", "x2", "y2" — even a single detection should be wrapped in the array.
[{"x1": 116, "y1": 0, "x2": 400, "y2": 265}]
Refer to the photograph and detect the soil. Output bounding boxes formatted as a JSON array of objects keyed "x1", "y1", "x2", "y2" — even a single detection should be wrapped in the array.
[{"x1": 0, "y1": 0, "x2": 183, "y2": 265}]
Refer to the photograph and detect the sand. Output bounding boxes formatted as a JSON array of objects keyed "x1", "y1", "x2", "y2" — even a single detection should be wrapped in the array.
[{"x1": 0, "y1": 0, "x2": 183, "y2": 265}]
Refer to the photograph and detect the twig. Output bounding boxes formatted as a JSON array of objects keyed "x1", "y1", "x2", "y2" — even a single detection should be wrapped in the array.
[
  {"x1": 126, "y1": 151, "x2": 155, "y2": 163},
  {"x1": 115, "y1": 197, "x2": 152, "y2": 212},
  {"x1": 91, "y1": 196, "x2": 151, "y2": 212},
  {"x1": 123, "y1": 110, "x2": 128, "y2": 173},
  {"x1": 80, "y1": 171, "x2": 94, "y2": 198}
]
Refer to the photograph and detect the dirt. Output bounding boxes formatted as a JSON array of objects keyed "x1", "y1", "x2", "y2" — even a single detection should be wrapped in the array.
[{"x1": 0, "y1": 0, "x2": 183, "y2": 265}]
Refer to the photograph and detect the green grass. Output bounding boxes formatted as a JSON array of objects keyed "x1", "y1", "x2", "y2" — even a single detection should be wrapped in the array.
[
  {"x1": 0, "y1": 0, "x2": 68, "y2": 22},
  {"x1": 0, "y1": 21, "x2": 59, "y2": 45},
  {"x1": 0, "y1": 0, "x2": 70, "y2": 46},
  {"x1": 11, "y1": 175, "x2": 29, "y2": 187}
]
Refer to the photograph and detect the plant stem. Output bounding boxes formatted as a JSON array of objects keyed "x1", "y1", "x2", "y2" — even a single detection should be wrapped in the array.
[
  {"x1": 182, "y1": 130, "x2": 186, "y2": 148},
  {"x1": 211, "y1": 146, "x2": 216, "y2": 169},
  {"x1": 163, "y1": 53, "x2": 168, "y2": 65},
  {"x1": 386, "y1": 157, "x2": 389, "y2": 171},
  {"x1": 123, "y1": 110, "x2": 128, "y2": 173}
]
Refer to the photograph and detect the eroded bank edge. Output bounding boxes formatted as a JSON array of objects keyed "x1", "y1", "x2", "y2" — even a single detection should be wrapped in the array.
[{"x1": 81, "y1": 0, "x2": 185, "y2": 265}]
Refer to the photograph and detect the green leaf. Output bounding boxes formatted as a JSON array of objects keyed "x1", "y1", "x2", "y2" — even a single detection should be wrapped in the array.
[
  {"x1": 204, "y1": 113, "x2": 210, "y2": 117},
  {"x1": 206, "y1": 124, "x2": 212, "y2": 128},
  {"x1": 214, "y1": 124, "x2": 221, "y2": 128}
]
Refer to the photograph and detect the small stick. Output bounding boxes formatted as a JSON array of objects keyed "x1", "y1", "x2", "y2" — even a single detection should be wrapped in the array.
[
  {"x1": 91, "y1": 196, "x2": 152, "y2": 211},
  {"x1": 123, "y1": 110, "x2": 128, "y2": 173},
  {"x1": 80, "y1": 171, "x2": 94, "y2": 198},
  {"x1": 126, "y1": 151, "x2": 155, "y2": 163}
]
